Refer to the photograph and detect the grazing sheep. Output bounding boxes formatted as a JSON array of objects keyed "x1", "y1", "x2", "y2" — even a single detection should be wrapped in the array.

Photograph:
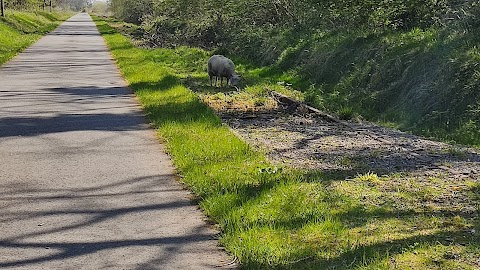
[{"x1": 207, "y1": 55, "x2": 241, "y2": 89}]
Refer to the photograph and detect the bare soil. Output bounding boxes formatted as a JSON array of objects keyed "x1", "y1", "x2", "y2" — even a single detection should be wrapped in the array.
[{"x1": 201, "y1": 90, "x2": 480, "y2": 215}]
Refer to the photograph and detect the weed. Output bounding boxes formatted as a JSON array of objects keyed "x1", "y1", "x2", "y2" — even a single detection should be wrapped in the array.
[
  {"x1": 447, "y1": 146, "x2": 469, "y2": 159},
  {"x1": 354, "y1": 172, "x2": 380, "y2": 183},
  {"x1": 338, "y1": 106, "x2": 355, "y2": 121}
]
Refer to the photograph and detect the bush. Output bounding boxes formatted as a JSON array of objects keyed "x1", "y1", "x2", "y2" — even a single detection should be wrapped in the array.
[{"x1": 107, "y1": 0, "x2": 480, "y2": 146}]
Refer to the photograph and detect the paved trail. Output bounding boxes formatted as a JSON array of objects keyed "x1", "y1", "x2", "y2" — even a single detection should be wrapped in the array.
[{"x1": 0, "y1": 13, "x2": 233, "y2": 269}]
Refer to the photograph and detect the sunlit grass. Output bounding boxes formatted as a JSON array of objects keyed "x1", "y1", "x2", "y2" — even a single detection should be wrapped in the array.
[
  {"x1": 95, "y1": 17, "x2": 480, "y2": 269},
  {"x1": 0, "y1": 11, "x2": 72, "y2": 65}
]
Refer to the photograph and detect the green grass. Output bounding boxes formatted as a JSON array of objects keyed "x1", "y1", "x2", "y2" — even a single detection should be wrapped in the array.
[
  {"x1": 94, "y1": 17, "x2": 480, "y2": 269},
  {"x1": 0, "y1": 11, "x2": 72, "y2": 65},
  {"x1": 270, "y1": 26, "x2": 480, "y2": 147}
]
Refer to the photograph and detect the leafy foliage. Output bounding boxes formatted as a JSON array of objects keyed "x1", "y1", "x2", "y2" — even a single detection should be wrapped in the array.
[
  {"x1": 4, "y1": 0, "x2": 90, "y2": 12},
  {"x1": 108, "y1": 0, "x2": 480, "y2": 145}
]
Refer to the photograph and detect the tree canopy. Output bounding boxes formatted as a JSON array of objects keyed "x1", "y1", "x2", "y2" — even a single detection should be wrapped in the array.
[
  {"x1": 107, "y1": 0, "x2": 478, "y2": 66},
  {"x1": 4, "y1": 0, "x2": 91, "y2": 11}
]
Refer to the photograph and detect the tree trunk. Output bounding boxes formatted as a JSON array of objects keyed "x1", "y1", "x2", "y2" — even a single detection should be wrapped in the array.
[{"x1": 1, "y1": 0, "x2": 5, "y2": 17}]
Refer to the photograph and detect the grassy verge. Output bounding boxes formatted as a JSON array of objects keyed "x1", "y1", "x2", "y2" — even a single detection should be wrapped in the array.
[
  {"x1": 94, "y1": 17, "x2": 480, "y2": 269},
  {"x1": 282, "y1": 27, "x2": 480, "y2": 147},
  {"x1": 0, "y1": 11, "x2": 72, "y2": 65}
]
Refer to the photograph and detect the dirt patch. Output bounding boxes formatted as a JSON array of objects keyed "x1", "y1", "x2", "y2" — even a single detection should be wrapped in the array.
[
  {"x1": 225, "y1": 112, "x2": 479, "y2": 175},
  {"x1": 200, "y1": 89, "x2": 480, "y2": 216}
]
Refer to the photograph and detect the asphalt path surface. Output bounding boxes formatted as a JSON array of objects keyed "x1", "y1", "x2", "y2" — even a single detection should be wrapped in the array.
[{"x1": 0, "y1": 13, "x2": 234, "y2": 269}]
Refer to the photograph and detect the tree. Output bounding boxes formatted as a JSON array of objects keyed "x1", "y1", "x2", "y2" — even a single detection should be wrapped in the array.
[
  {"x1": 109, "y1": 0, "x2": 151, "y2": 24},
  {"x1": 54, "y1": 0, "x2": 90, "y2": 11},
  {"x1": 89, "y1": 0, "x2": 108, "y2": 15}
]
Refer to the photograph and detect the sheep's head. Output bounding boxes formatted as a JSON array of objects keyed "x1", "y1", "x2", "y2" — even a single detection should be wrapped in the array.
[{"x1": 230, "y1": 74, "x2": 241, "y2": 87}]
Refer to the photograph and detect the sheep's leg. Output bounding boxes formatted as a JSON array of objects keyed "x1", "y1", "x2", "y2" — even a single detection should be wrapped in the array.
[
  {"x1": 220, "y1": 77, "x2": 223, "y2": 87},
  {"x1": 209, "y1": 76, "x2": 213, "y2": 87}
]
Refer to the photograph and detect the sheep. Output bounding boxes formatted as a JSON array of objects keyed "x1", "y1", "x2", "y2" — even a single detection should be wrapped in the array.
[{"x1": 207, "y1": 55, "x2": 241, "y2": 89}]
